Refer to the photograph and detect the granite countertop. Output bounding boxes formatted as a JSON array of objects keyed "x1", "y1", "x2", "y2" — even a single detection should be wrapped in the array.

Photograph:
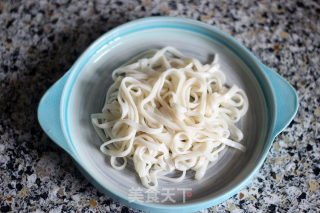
[{"x1": 0, "y1": 0, "x2": 319, "y2": 212}]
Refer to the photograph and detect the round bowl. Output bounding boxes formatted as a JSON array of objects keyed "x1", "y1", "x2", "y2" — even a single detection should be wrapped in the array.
[{"x1": 38, "y1": 17, "x2": 298, "y2": 212}]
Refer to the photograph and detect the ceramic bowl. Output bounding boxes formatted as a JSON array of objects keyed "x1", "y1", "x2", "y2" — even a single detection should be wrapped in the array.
[{"x1": 38, "y1": 17, "x2": 298, "y2": 212}]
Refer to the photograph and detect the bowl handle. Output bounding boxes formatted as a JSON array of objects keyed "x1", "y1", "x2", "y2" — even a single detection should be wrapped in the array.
[
  {"x1": 260, "y1": 63, "x2": 299, "y2": 138},
  {"x1": 37, "y1": 71, "x2": 76, "y2": 158}
]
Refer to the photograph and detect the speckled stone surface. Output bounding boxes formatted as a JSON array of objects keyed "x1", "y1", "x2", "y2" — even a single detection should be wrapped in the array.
[{"x1": 0, "y1": 0, "x2": 319, "y2": 212}]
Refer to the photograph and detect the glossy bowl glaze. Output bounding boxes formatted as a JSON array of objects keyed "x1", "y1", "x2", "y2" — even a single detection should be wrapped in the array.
[{"x1": 38, "y1": 17, "x2": 298, "y2": 213}]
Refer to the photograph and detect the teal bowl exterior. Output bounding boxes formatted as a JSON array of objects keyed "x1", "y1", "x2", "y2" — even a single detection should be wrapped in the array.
[{"x1": 38, "y1": 17, "x2": 298, "y2": 212}]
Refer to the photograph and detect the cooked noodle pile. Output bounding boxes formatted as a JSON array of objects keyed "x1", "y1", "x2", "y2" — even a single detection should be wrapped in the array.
[{"x1": 91, "y1": 47, "x2": 248, "y2": 188}]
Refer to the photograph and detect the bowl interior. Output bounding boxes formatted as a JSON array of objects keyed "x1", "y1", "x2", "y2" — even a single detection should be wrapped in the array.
[{"x1": 65, "y1": 24, "x2": 269, "y2": 204}]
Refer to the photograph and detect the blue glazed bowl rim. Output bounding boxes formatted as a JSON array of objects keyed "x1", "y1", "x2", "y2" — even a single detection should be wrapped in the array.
[{"x1": 60, "y1": 17, "x2": 276, "y2": 211}]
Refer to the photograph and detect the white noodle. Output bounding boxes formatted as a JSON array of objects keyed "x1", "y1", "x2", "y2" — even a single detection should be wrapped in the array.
[{"x1": 91, "y1": 46, "x2": 249, "y2": 188}]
